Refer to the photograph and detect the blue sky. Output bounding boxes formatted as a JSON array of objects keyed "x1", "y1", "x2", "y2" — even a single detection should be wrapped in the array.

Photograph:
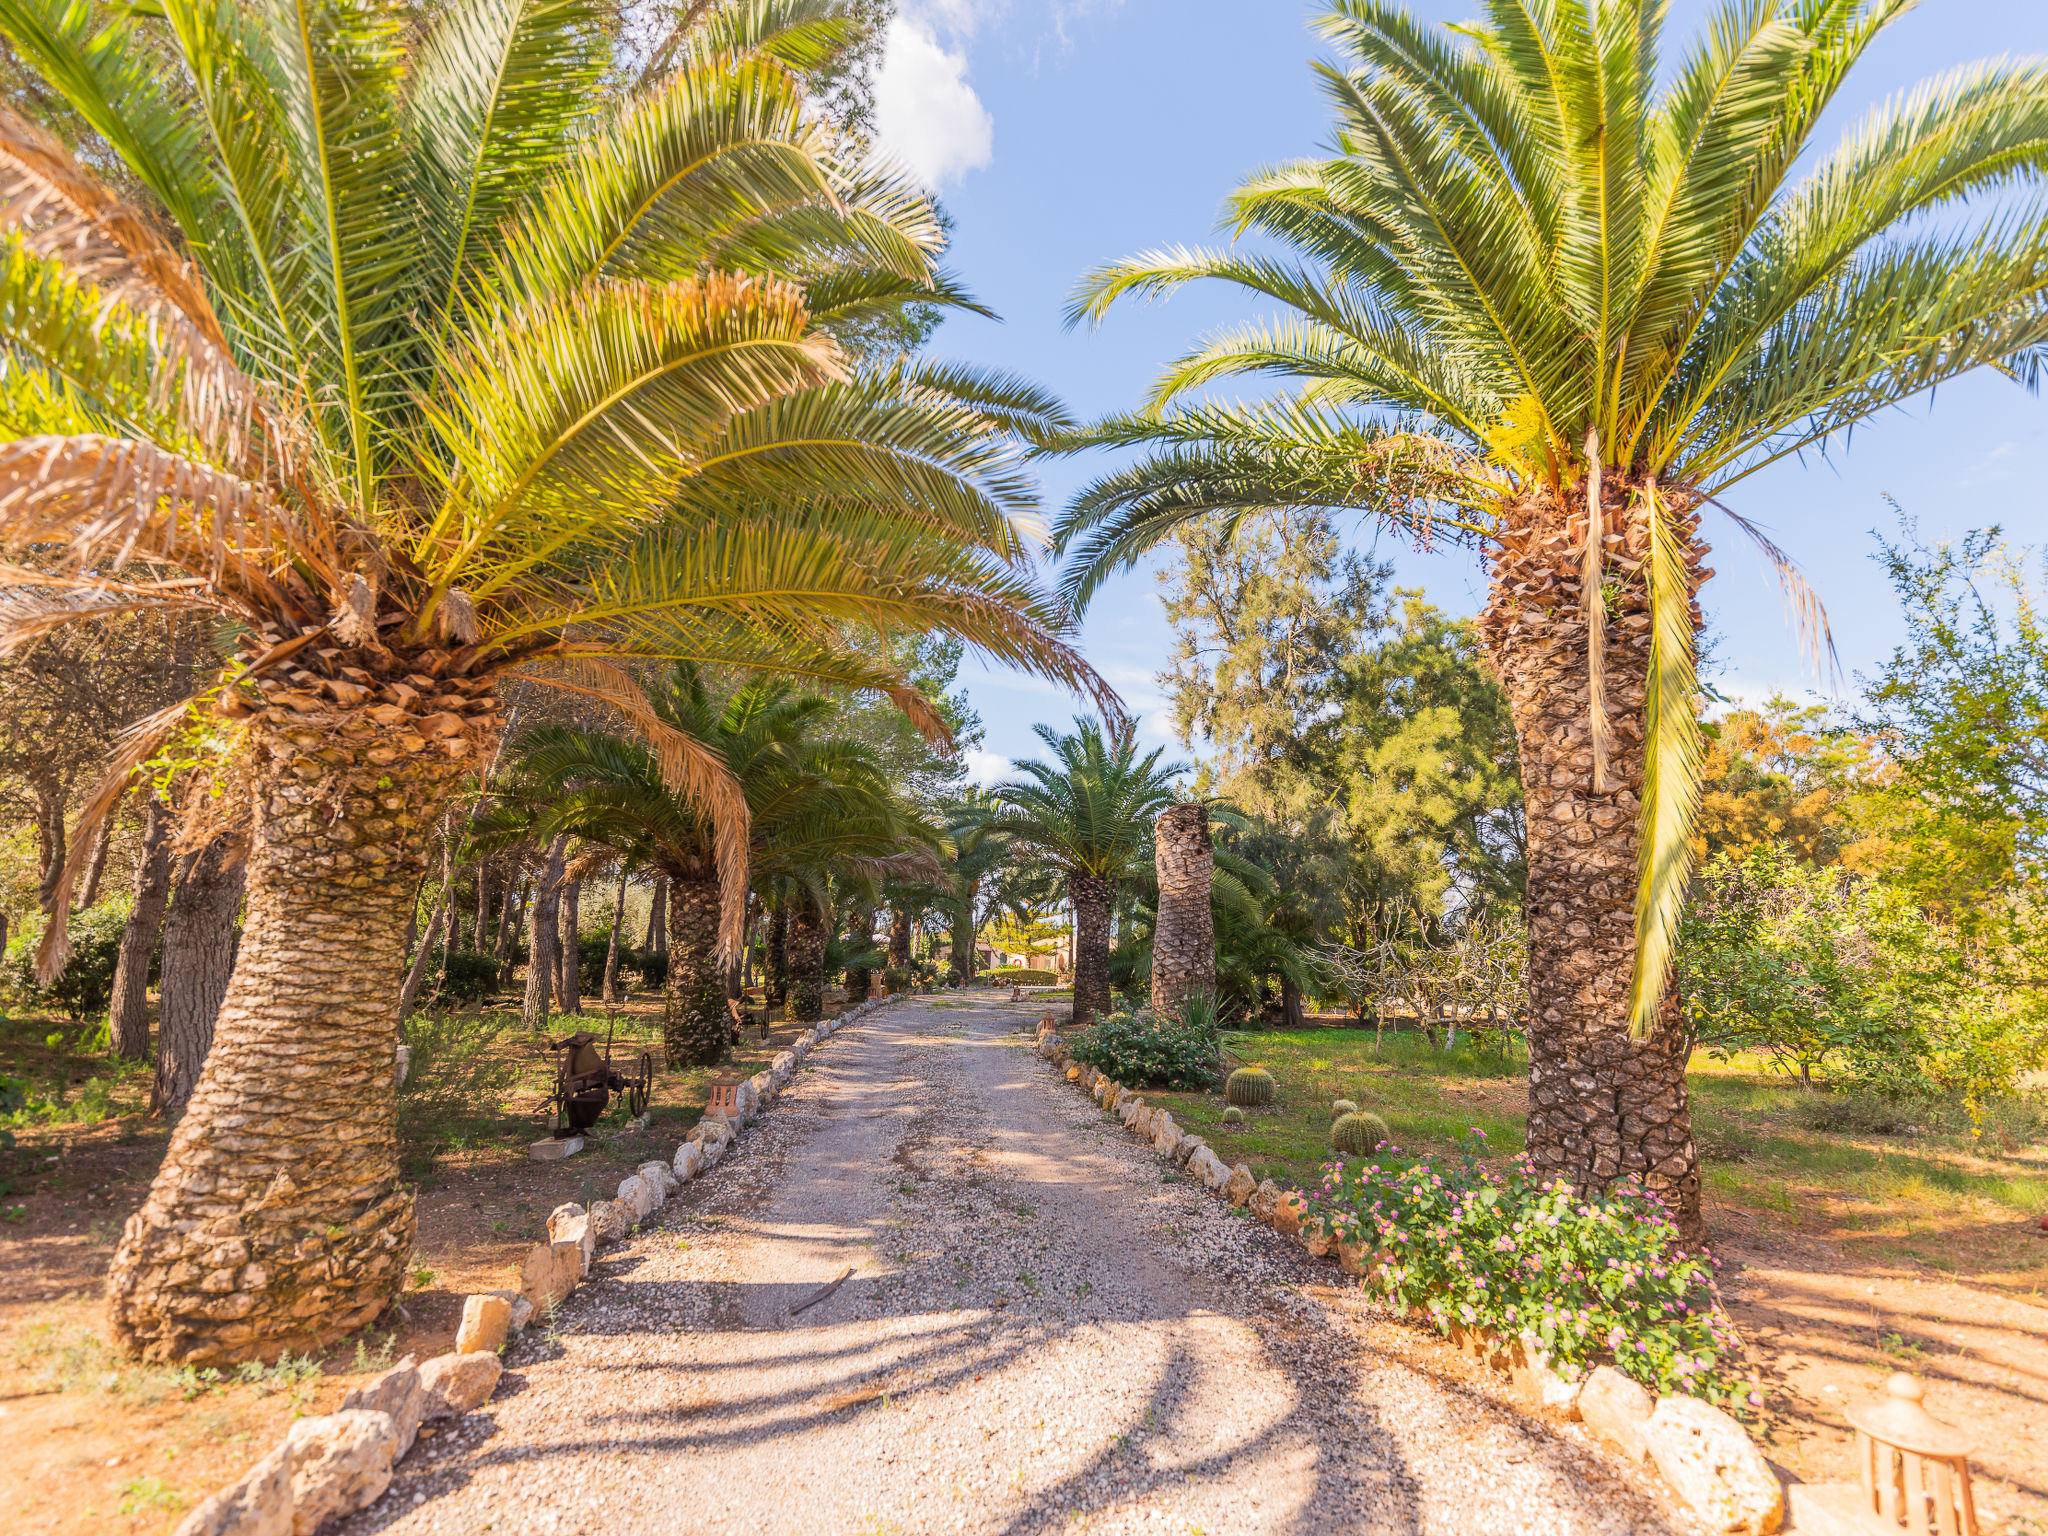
[{"x1": 870, "y1": 0, "x2": 2048, "y2": 780}]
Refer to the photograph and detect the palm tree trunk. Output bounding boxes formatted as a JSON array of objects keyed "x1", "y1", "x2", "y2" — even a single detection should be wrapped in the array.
[
  {"x1": 787, "y1": 897, "x2": 826, "y2": 1023},
  {"x1": 110, "y1": 787, "x2": 174, "y2": 1060},
  {"x1": 766, "y1": 904, "x2": 788, "y2": 1006},
  {"x1": 663, "y1": 864, "x2": 727, "y2": 1066},
  {"x1": 1151, "y1": 803, "x2": 1215, "y2": 1013},
  {"x1": 844, "y1": 901, "x2": 873, "y2": 1001},
  {"x1": 109, "y1": 712, "x2": 469, "y2": 1364},
  {"x1": 1477, "y1": 493, "x2": 1706, "y2": 1242},
  {"x1": 887, "y1": 906, "x2": 911, "y2": 970},
  {"x1": 1068, "y1": 870, "x2": 1114, "y2": 1026},
  {"x1": 949, "y1": 891, "x2": 975, "y2": 987},
  {"x1": 149, "y1": 835, "x2": 246, "y2": 1118},
  {"x1": 602, "y1": 874, "x2": 627, "y2": 1003},
  {"x1": 522, "y1": 835, "x2": 569, "y2": 1034},
  {"x1": 556, "y1": 877, "x2": 581, "y2": 1014}
]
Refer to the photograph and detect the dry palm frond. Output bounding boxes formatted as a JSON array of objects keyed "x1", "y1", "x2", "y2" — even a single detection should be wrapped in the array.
[
  {"x1": 0, "y1": 110, "x2": 306, "y2": 482},
  {"x1": 510, "y1": 654, "x2": 749, "y2": 960},
  {"x1": 1706, "y1": 495, "x2": 1842, "y2": 692},
  {"x1": 0, "y1": 589, "x2": 220, "y2": 654},
  {"x1": 35, "y1": 694, "x2": 202, "y2": 980}
]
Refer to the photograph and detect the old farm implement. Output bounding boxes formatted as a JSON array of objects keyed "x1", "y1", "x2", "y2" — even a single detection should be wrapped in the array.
[{"x1": 540, "y1": 1017, "x2": 653, "y2": 1137}]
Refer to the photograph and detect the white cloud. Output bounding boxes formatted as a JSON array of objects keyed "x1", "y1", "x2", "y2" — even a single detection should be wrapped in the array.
[
  {"x1": 961, "y1": 747, "x2": 1013, "y2": 786},
  {"x1": 873, "y1": 16, "x2": 994, "y2": 190}
]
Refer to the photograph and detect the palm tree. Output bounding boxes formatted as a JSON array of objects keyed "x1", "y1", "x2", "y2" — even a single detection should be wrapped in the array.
[
  {"x1": 1053, "y1": 0, "x2": 2048, "y2": 1238},
  {"x1": 521, "y1": 663, "x2": 928, "y2": 1054},
  {"x1": 989, "y1": 718, "x2": 1186, "y2": 1024},
  {"x1": 1151, "y1": 802, "x2": 1215, "y2": 1011},
  {"x1": 0, "y1": 0, "x2": 1109, "y2": 1362}
]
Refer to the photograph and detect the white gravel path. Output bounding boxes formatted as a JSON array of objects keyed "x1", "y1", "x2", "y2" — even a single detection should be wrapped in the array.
[{"x1": 338, "y1": 995, "x2": 1697, "y2": 1535}]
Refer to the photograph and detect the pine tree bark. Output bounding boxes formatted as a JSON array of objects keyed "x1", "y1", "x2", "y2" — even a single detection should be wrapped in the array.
[
  {"x1": 766, "y1": 904, "x2": 788, "y2": 1005},
  {"x1": 556, "y1": 878, "x2": 581, "y2": 1015},
  {"x1": 75, "y1": 808, "x2": 117, "y2": 910},
  {"x1": 1477, "y1": 485, "x2": 1707, "y2": 1242},
  {"x1": 1069, "y1": 870, "x2": 1114, "y2": 1026},
  {"x1": 150, "y1": 836, "x2": 246, "y2": 1117},
  {"x1": 1150, "y1": 804, "x2": 1215, "y2": 1014},
  {"x1": 110, "y1": 788, "x2": 174, "y2": 1060},
  {"x1": 108, "y1": 693, "x2": 475, "y2": 1364},
  {"x1": 644, "y1": 876, "x2": 667, "y2": 954},
  {"x1": 473, "y1": 855, "x2": 491, "y2": 952},
  {"x1": 495, "y1": 873, "x2": 524, "y2": 989},
  {"x1": 787, "y1": 897, "x2": 826, "y2": 1023},
  {"x1": 521, "y1": 836, "x2": 569, "y2": 1034},
  {"x1": 602, "y1": 874, "x2": 627, "y2": 1003},
  {"x1": 663, "y1": 864, "x2": 727, "y2": 1066}
]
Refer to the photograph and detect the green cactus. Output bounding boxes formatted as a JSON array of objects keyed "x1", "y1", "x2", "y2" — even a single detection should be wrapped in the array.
[
  {"x1": 1330, "y1": 1111, "x2": 1390, "y2": 1155},
  {"x1": 1225, "y1": 1067, "x2": 1276, "y2": 1107},
  {"x1": 1221, "y1": 1106, "x2": 1244, "y2": 1126},
  {"x1": 1330, "y1": 1098, "x2": 1359, "y2": 1122}
]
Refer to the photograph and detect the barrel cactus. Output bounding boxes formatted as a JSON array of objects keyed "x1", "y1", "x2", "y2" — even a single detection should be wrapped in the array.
[
  {"x1": 1221, "y1": 1106, "x2": 1244, "y2": 1126},
  {"x1": 1331, "y1": 1111, "x2": 1390, "y2": 1155},
  {"x1": 1330, "y1": 1098, "x2": 1359, "y2": 1122},
  {"x1": 1225, "y1": 1068, "x2": 1276, "y2": 1107}
]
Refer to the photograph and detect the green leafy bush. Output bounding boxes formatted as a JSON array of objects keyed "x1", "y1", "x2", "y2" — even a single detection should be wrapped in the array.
[
  {"x1": 636, "y1": 949, "x2": 668, "y2": 988},
  {"x1": 430, "y1": 950, "x2": 500, "y2": 1007},
  {"x1": 1304, "y1": 1139, "x2": 1756, "y2": 1408},
  {"x1": 983, "y1": 966, "x2": 1057, "y2": 984},
  {"x1": 7, "y1": 904, "x2": 129, "y2": 1019},
  {"x1": 576, "y1": 934, "x2": 618, "y2": 994},
  {"x1": 1067, "y1": 1009, "x2": 1218, "y2": 1090}
]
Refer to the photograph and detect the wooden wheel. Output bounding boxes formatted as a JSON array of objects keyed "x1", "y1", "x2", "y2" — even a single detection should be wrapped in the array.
[{"x1": 626, "y1": 1051, "x2": 653, "y2": 1118}]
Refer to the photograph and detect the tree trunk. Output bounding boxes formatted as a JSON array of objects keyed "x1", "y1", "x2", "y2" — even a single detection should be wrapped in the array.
[
  {"x1": 766, "y1": 904, "x2": 788, "y2": 1005},
  {"x1": 1476, "y1": 485, "x2": 1706, "y2": 1242},
  {"x1": 1068, "y1": 870, "x2": 1114, "y2": 1027},
  {"x1": 473, "y1": 854, "x2": 491, "y2": 952},
  {"x1": 645, "y1": 876, "x2": 667, "y2": 954},
  {"x1": 109, "y1": 788, "x2": 174, "y2": 1060},
  {"x1": 844, "y1": 901, "x2": 874, "y2": 1002},
  {"x1": 602, "y1": 874, "x2": 627, "y2": 1003},
  {"x1": 149, "y1": 836, "x2": 246, "y2": 1119},
  {"x1": 522, "y1": 836, "x2": 569, "y2": 1035},
  {"x1": 663, "y1": 864, "x2": 727, "y2": 1066},
  {"x1": 33, "y1": 772, "x2": 67, "y2": 913},
  {"x1": 949, "y1": 889, "x2": 975, "y2": 988},
  {"x1": 398, "y1": 899, "x2": 446, "y2": 1021},
  {"x1": 1280, "y1": 975, "x2": 1305, "y2": 1031},
  {"x1": 496, "y1": 874, "x2": 524, "y2": 989},
  {"x1": 556, "y1": 877, "x2": 581, "y2": 1014},
  {"x1": 1150, "y1": 803, "x2": 1215, "y2": 1014},
  {"x1": 887, "y1": 906, "x2": 911, "y2": 970},
  {"x1": 110, "y1": 704, "x2": 470, "y2": 1364},
  {"x1": 75, "y1": 805, "x2": 117, "y2": 910},
  {"x1": 787, "y1": 897, "x2": 826, "y2": 1023}
]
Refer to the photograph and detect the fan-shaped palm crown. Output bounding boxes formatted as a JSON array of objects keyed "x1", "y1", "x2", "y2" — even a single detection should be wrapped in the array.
[{"x1": 1056, "y1": 0, "x2": 2048, "y2": 1239}]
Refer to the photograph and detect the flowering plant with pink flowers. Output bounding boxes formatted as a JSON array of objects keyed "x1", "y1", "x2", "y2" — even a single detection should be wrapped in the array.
[{"x1": 1304, "y1": 1131, "x2": 1759, "y2": 1409}]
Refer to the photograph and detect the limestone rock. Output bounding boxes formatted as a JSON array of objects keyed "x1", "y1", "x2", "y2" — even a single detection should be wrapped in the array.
[
  {"x1": 734, "y1": 1079, "x2": 760, "y2": 1120},
  {"x1": 1172, "y1": 1134, "x2": 1203, "y2": 1167},
  {"x1": 637, "y1": 1160, "x2": 675, "y2": 1200},
  {"x1": 1271, "y1": 1190, "x2": 1307, "y2": 1236},
  {"x1": 772, "y1": 1049, "x2": 797, "y2": 1081},
  {"x1": 172, "y1": 1443, "x2": 291, "y2": 1536},
  {"x1": 547, "y1": 1206, "x2": 594, "y2": 1272},
  {"x1": 285, "y1": 1409, "x2": 396, "y2": 1536},
  {"x1": 1250, "y1": 1179, "x2": 1280, "y2": 1223},
  {"x1": 339, "y1": 1358, "x2": 425, "y2": 1457},
  {"x1": 590, "y1": 1198, "x2": 633, "y2": 1244},
  {"x1": 1065, "y1": 1063, "x2": 1083, "y2": 1082},
  {"x1": 419, "y1": 1351, "x2": 504, "y2": 1418},
  {"x1": 1579, "y1": 1366, "x2": 1654, "y2": 1462},
  {"x1": 1337, "y1": 1239, "x2": 1370, "y2": 1276},
  {"x1": 519, "y1": 1238, "x2": 579, "y2": 1314},
  {"x1": 749, "y1": 1071, "x2": 776, "y2": 1107},
  {"x1": 1150, "y1": 1116, "x2": 1180, "y2": 1153},
  {"x1": 672, "y1": 1142, "x2": 702, "y2": 1184},
  {"x1": 1301, "y1": 1224, "x2": 1334, "y2": 1257},
  {"x1": 1225, "y1": 1164, "x2": 1257, "y2": 1206},
  {"x1": 1188, "y1": 1145, "x2": 1232, "y2": 1193},
  {"x1": 1643, "y1": 1394, "x2": 1784, "y2": 1535},
  {"x1": 486, "y1": 1289, "x2": 533, "y2": 1333},
  {"x1": 618, "y1": 1173, "x2": 657, "y2": 1221},
  {"x1": 454, "y1": 1295, "x2": 510, "y2": 1357}
]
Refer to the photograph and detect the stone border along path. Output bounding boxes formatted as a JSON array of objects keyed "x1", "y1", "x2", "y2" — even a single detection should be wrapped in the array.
[
  {"x1": 290, "y1": 991, "x2": 1710, "y2": 1535},
  {"x1": 173, "y1": 996, "x2": 894, "y2": 1536}
]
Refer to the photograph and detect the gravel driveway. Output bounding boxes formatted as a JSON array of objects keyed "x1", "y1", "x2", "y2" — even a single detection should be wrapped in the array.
[{"x1": 340, "y1": 995, "x2": 1693, "y2": 1535}]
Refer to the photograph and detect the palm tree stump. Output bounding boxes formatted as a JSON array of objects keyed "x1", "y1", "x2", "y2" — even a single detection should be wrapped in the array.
[{"x1": 1151, "y1": 803, "x2": 1216, "y2": 1014}]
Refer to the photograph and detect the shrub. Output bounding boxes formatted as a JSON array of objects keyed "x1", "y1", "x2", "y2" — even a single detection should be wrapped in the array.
[
  {"x1": 636, "y1": 949, "x2": 668, "y2": 988},
  {"x1": 984, "y1": 966, "x2": 1057, "y2": 985},
  {"x1": 1791, "y1": 1093, "x2": 1918, "y2": 1136},
  {"x1": 1067, "y1": 1009, "x2": 1218, "y2": 1091},
  {"x1": 1331, "y1": 1098, "x2": 1359, "y2": 1122},
  {"x1": 430, "y1": 950, "x2": 500, "y2": 1007},
  {"x1": 576, "y1": 934, "x2": 619, "y2": 995},
  {"x1": 1226, "y1": 1067, "x2": 1275, "y2": 1106},
  {"x1": 1331, "y1": 1111, "x2": 1389, "y2": 1154},
  {"x1": 883, "y1": 965, "x2": 911, "y2": 992},
  {"x1": 1303, "y1": 1139, "x2": 1755, "y2": 1408},
  {"x1": 7, "y1": 904, "x2": 129, "y2": 1020}
]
